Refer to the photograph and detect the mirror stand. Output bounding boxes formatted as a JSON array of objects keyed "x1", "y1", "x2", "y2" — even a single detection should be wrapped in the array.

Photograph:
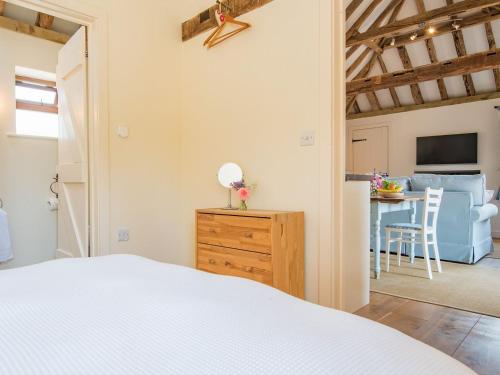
[{"x1": 222, "y1": 188, "x2": 234, "y2": 210}]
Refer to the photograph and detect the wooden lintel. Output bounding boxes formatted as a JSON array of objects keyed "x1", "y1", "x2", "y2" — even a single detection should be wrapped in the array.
[
  {"x1": 36, "y1": 13, "x2": 54, "y2": 30},
  {"x1": 0, "y1": 15, "x2": 69, "y2": 44},
  {"x1": 347, "y1": 91, "x2": 500, "y2": 120},
  {"x1": 346, "y1": 48, "x2": 500, "y2": 95},
  {"x1": 346, "y1": 0, "x2": 500, "y2": 47},
  {"x1": 182, "y1": 0, "x2": 273, "y2": 42}
]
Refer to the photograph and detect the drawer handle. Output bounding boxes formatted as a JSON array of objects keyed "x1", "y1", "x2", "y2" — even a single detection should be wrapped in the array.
[
  {"x1": 244, "y1": 266, "x2": 254, "y2": 273},
  {"x1": 209, "y1": 259, "x2": 216, "y2": 265},
  {"x1": 244, "y1": 232, "x2": 254, "y2": 239},
  {"x1": 224, "y1": 261, "x2": 232, "y2": 267}
]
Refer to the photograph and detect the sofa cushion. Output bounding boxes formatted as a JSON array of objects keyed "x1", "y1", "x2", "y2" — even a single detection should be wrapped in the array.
[{"x1": 410, "y1": 174, "x2": 486, "y2": 206}]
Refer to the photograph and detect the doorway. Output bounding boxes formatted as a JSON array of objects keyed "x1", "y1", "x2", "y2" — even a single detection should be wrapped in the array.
[
  {"x1": 0, "y1": 2, "x2": 90, "y2": 269},
  {"x1": 347, "y1": 124, "x2": 389, "y2": 175},
  {"x1": 6, "y1": 0, "x2": 110, "y2": 259}
]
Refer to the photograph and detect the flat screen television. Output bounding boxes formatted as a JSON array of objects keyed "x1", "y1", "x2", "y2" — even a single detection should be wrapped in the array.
[{"x1": 416, "y1": 133, "x2": 478, "y2": 165}]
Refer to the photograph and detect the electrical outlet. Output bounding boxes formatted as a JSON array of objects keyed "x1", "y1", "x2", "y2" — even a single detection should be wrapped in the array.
[
  {"x1": 118, "y1": 229, "x2": 129, "y2": 242},
  {"x1": 300, "y1": 130, "x2": 315, "y2": 147}
]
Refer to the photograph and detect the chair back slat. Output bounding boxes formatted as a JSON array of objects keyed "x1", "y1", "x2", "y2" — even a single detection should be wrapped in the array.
[{"x1": 422, "y1": 187, "x2": 444, "y2": 229}]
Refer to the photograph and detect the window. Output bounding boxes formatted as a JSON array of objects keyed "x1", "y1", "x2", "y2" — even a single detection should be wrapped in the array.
[{"x1": 15, "y1": 75, "x2": 58, "y2": 138}]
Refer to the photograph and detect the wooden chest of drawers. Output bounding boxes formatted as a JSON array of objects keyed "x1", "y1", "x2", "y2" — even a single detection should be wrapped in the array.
[{"x1": 196, "y1": 209, "x2": 304, "y2": 298}]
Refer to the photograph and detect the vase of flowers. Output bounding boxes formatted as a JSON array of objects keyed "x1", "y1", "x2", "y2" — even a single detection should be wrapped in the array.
[
  {"x1": 230, "y1": 180, "x2": 253, "y2": 211},
  {"x1": 370, "y1": 173, "x2": 383, "y2": 196}
]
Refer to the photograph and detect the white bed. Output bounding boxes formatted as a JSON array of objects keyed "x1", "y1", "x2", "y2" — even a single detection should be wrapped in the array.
[{"x1": 0, "y1": 255, "x2": 474, "y2": 375}]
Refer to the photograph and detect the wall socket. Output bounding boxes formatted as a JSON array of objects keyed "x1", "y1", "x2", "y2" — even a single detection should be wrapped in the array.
[{"x1": 118, "y1": 229, "x2": 129, "y2": 242}]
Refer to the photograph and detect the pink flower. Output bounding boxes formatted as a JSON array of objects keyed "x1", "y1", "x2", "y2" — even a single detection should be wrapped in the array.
[{"x1": 238, "y1": 188, "x2": 251, "y2": 201}]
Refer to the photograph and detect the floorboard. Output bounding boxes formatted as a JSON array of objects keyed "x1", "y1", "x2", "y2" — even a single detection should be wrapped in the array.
[{"x1": 355, "y1": 293, "x2": 500, "y2": 375}]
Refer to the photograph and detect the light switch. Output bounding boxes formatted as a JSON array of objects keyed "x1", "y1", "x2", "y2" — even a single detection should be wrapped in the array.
[
  {"x1": 300, "y1": 130, "x2": 315, "y2": 147},
  {"x1": 117, "y1": 126, "x2": 129, "y2": 138},
  {"x1": 118, "y1": 229, "x2": 129, "y2": 242}
]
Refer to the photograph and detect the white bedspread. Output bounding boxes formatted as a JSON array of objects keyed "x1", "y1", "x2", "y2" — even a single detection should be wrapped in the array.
[{"x1": 0, "y1": 255, "x2": 474, "y2": 375}]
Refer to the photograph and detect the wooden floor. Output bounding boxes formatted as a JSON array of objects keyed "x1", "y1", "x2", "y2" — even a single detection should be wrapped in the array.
[{"x1": 355, "y1": 293, "x2": 500, "y2": 375}]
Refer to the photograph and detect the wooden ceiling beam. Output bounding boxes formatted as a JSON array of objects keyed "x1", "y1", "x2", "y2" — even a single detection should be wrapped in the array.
[
  {"x1": 346, "y1": 0, "x2": 404, "y2": 80},
  {"x1": 0, "y1": 15, "x2": 69, "y2": 44},
  {"x1": 347, "y1": 48, "x2": 500, "y2": 95},
  {"x1": 346, "y1": 0, "x2": 500, "y2": 47},
  {"x1": 397, "y1": 46, "x2": 424, "y2": 104},
  {"x1": 347, "y1": 91, "x2": 500, "y2": 120},
  {"x1": 347, "y1": 48, "x2": 371, "y2": 78},
  {"x1": 346, "y1": 0, "x2": 364, "y2": 21},
  {"x1": 484, "y1": 21, "x2": 500, "y2": 90},
  {"x1": 346, "y1": 0, "x2": 402, "y2": 59},
  {"x1": 385, "y1": 9, "x2": 500, "y2": 50},
  {"x1": 346, "y1": 52, "x2": 379, "y2": 113},
  {"x1": 346, "y1": 0, "x2": 384, "y2": 41},
  {"x1": 415, "y1": 0, "x2": 449, "y2": 101},
  {"x1": 446, "y1": 0, "x2": 476, "y2": 96},
  {"x1": 366, "y1": 92, "x2": 382, "y2": 111},
  {"x1": 425, "y1": 38, "x2": 449, "y2": 100},
  {"x1": 36, "y1": 13, "x2": 54, "y2": 30},
  {"x1": 182, "y1": 0, "x2": 274, "y2": 42},
  {"x1": 377, "y1": 55, "x2": 401, "y2": 107},
  {"x1": 346, "y1": 1, "x2": 404, "y2": 114}
]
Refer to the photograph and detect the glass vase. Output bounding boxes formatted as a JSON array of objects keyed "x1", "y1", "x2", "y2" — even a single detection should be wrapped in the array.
[{"x1": 239, "y1": 200, "x2": 248, "y2": 211}]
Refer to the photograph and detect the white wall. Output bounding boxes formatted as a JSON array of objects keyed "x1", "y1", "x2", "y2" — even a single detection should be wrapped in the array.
[
  {"x1": 179, "y1": 0, "x2": 328, "y2": 302},
  {"x1": 0, "y1": 28, "x2": 60, "y2": 269},
  {"x1": 347, "y1": 100, "x2": 500, "y2": 191},
  {"x1": 78, "y1": 0, "x2": 184, "y2": 264}
]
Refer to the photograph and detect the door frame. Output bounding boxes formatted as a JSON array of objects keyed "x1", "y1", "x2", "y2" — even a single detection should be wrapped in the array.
[
  {"x1": 8, "y1": 0, "x2": 110, "y2": 257},
  {"x1": 347, "y1": 123, "x2": 390, "y2": 175},
  {"x1": 317, "y1": 0, "x2": 346, "y2": 309}
]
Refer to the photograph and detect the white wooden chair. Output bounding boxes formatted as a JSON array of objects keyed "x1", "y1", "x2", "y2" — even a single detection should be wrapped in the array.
[{"x1": 385, "y1": 187, "x2": 444, "y2": 280}]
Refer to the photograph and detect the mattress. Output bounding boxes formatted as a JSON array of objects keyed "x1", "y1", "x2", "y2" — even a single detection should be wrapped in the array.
[{"x1": 0, "y1": 255, "x2": 474, "y2": 375}]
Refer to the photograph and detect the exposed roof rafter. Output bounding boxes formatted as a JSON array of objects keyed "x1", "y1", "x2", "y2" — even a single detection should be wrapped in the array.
[
  {"x1": 346, "y1": 0, "x2": 500, "y2": 47},
  {"x1": 347, "y1": 48, "x2": 500, "y2": 95}
]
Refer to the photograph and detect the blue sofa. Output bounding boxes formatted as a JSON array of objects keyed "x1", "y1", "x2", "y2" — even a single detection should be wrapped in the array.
[{"x1": 371, "y1": 174, "x2": 498, "y2": 264}]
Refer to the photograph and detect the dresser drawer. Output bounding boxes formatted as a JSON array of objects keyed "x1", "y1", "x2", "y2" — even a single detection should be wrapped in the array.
[
  {"x1": 197, "y1": 244, "x2": 273, "y2": 285},
  {"x1": 197, "y1": 213, "x2": 272, "y2": 254}
]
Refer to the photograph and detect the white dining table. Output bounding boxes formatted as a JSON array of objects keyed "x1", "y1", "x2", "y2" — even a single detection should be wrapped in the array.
[{"x1": 370, "y1": 195, "x2": 424, "y2": 279}]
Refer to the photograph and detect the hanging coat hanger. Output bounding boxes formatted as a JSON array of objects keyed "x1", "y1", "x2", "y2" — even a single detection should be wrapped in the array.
[{"x1": 204, "y1": 1, "x2": 251, "y2": 49}]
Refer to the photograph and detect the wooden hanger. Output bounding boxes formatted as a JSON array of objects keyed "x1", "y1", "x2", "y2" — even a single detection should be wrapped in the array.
[{"x1": 204, "y1": 4, "x2": 251, "y2": 49}]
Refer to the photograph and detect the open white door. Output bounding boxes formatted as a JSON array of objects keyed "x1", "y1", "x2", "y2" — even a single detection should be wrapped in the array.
[{"x1": 56, "y1": 26, "x2": 89, "y2": 259}]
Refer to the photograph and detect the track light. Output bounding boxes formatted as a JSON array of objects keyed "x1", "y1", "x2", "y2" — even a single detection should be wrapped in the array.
[
  {"x1": 390, "y1": 38, "x2": 396, "y2": 46},
  {"x1": 410, "y1": 32, "x2": 418, "y2": 41},
  {"x1": 452, "y1": 21, "x2": 460, "y2": 30},
  {"x1": 427, "y1": 25, "x2": 436, "y2": 34}
]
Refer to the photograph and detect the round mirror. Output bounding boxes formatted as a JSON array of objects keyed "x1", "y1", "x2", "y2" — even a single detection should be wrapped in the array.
[{"x1": 218, "y1": 163, "x2": 243, "y2": 188}]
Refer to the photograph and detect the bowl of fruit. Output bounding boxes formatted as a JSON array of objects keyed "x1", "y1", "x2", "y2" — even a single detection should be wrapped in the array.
[{"x1": 377, "y1": 180, "x2": 404, "y2": 198}]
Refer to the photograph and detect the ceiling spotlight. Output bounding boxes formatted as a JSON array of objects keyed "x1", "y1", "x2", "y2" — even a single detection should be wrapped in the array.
[
  {"x1": 410, "y1": 32, "x2": 418, "y2": 41},
  {"x1": 427, "y1": 26, "x2": 436, "y2": 34},
  {"x1": 452, "y1": 21, "x2": 460, "y2": 30},
  {"x1": 390, "y1": 38, "x2": 396, "y2": 46}
]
